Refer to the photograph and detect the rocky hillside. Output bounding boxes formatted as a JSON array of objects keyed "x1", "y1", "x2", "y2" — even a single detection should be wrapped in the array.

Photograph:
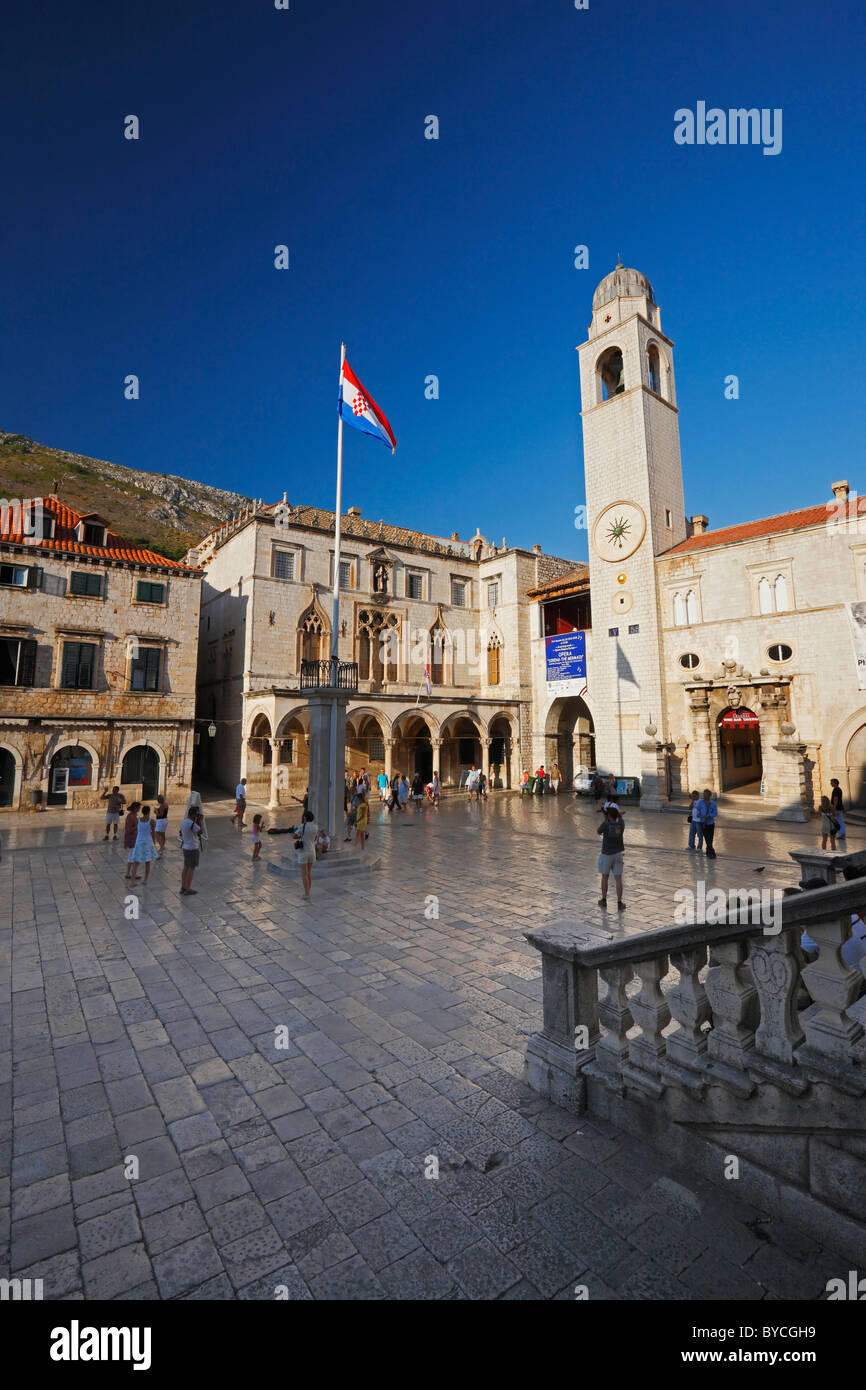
[{"x1": 0, "y1": 431, "x2": 253, "y2": 560}]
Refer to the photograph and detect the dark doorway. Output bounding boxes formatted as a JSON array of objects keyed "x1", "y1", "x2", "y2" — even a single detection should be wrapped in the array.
[
  {"x1": 122, "y1": 745, "x2": 160, "y2": 800},
  {"x1": 0, "y1": 748, "x2": 14, "y2": 807},
  {"x1": 415, "y1": 731, "x2": 433, "y2": 782}
]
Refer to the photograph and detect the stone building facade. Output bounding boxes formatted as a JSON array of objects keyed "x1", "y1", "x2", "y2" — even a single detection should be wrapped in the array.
[
  {"x1": 191, "y1": 501, "x2": 574, "y2": 807},
  {"x1": 0, "y1": 496, "x2": 202, "y2": 810},
  {"x1": 527, "y1": 263, "x2": 866, "y2": 814}
]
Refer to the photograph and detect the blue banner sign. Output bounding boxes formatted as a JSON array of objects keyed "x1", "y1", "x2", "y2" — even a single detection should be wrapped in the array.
[{"x1": 545, "y1": 631, "x2": 587, "y2": 695}]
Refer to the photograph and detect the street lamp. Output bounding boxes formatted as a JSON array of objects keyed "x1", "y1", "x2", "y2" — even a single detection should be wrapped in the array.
[{"x1": 208, "y1": 723, "x2": 217, "y2": 739}]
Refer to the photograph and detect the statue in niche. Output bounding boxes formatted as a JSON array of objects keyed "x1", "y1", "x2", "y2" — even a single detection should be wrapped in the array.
[{"x1": 373, "y1": 564, "x2": 389, "y2": 594}]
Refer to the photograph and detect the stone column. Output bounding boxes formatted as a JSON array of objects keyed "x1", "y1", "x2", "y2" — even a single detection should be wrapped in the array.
[
  {"x1": 306, "y1": 690, "x2": 350, "y2": 841},
  {"x1": 268, "y1": 739, "x2": 282, "y2": 810},
  {"x1": 481, "y1": 737, "x2": 491, "y2": 783},
  {"x1": 384, "y1": 738, "x2": 394, "y2": 779},
  {"x1": 431, "y1": 738, "x2": 442, "y2": 780}
]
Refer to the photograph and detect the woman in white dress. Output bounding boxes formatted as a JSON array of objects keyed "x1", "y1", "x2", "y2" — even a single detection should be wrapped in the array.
[
  {"x1": 295, "y1": 811, "x2": 317, "y2": 899},
  {"x1": 129, "y1": 805, "x2": 158, "y2": 887}
]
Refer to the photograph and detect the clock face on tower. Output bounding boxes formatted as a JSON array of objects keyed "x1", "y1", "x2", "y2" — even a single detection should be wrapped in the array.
[{"x1": 591, "y1": 500, "x2": 647, "y2": 562}]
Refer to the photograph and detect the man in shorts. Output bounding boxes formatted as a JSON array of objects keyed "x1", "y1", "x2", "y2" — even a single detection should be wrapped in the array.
[
  {"x1": 180, "y1": 808, "x2": 203, "y2": 894},
  {"x1": 597, "y1": 804, "x2": 626, "y2": 911},
  {"x1": 233, "y1": 778, "x2": 247, "y2": 829},
  {"x1": 101, "y1": 785, "x2": 125, "y2": 840}
]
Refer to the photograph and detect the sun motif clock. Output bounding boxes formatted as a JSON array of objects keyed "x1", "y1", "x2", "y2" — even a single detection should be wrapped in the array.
[{"x1": 591, "y1": 500, "x2": 646, "y2": 562}]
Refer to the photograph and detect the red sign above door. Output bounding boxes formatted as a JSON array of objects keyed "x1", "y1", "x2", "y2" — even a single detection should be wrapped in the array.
[{"x1": 719, "y1": 707, "x2": 759, "y2": 727}]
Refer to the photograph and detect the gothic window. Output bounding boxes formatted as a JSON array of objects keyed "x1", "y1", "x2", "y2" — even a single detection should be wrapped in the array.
[
  {"x1": 685, "y1": 589, "x2": 698, "y2": 624},
  {"x1": 758, "y1": 577, "x2": 773, "y2": 614},
  {"x1": 298, "y1": 609, "x2": 327, "y2": 666},
  {"x1": 774, "y1": 574, "x2": 789, "y2": 611},
  {"x1": 673, "y1": 592, "x2": 686, "y2": 627},
  {"x1": 487, "y1": 636, "x2": 501, "y2": 685},
  {"x1": 357, "y1": 610, "x2": 398, "y2": 684},
  {"x1": 597, "y1": 346, "x2": 625, "y2": 403}
]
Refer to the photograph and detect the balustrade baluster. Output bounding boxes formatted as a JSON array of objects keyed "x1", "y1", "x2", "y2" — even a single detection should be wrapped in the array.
[
  {"x1": 595, "y1": 964, "x2": 633, "y2": 1076},
  {"x1": 666, "y1": 945, "x2": 710, "y2": 1067},
  {"x1": 628, "y1": 955, "x2": 671, "y2": 1073},
  {"x1": 801, "y1": 912, "x2": 865, "y2": 1061},
  {"x1": 749, "y1": 927, "x2": 805, "y2": 1064},
  {"x1": 704, "y1": 940, "x2": 758, "y2": 1069}
]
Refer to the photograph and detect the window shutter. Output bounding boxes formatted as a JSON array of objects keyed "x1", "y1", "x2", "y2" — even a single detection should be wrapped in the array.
[
  {"x1": 27, "y1": 566, "x2": 42, "y2": 590},
  {"x1": 19, "y1": 639, "x2": 37, "y2": 687}
]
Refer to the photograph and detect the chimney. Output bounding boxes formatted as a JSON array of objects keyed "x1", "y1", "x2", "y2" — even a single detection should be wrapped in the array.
[
  {"x1": 282, "y1": 491, "x2": 288, "y2": 504},
  {"x1": 831, "y1": 480, "x2": 849, "y2": 503},
  {"x1": 347, "y1": 506, "x2": 361, "y2": 517},
  {"x1": 690, "y1": 514, "x2": 709, "y2": 536},
  {"x1": 533, "y1": 544, "x2": 541, "y2": 554},
  {"x1": 451, "y1": 531, "x2": 460, "y2": 541}
]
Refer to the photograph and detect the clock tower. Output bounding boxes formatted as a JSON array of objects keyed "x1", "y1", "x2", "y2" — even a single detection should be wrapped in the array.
[{"x1": 577, "y1": 264, "x2": 687, "y2": 779}]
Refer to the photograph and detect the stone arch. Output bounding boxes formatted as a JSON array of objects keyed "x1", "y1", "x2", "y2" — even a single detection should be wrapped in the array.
[
  {"x1": 0, "y1": 741, "x2": 23, "y2": 809},
  {"x1": 345, "y1": 709, "x2": 389, "y2": 776},
  {"x1": 829, "y1": 706, "x2": 866, "y2": 806},
  {"x1": 544, "y1": 695, "x2": 595, "y2": 786},
  {"x1": 274, "y1": 705, "x2": 310, "y2": 789},
  {"x1": 118, "y1": 738, "x2": 167, "y2": 802},
  {"x1": 391, "y1": 709, "x2": 438, "y2": 784},
  {"x1": 439, "y1": 710, "x2": 484, "y2": 788},
  {"x1": 246, "y1": 713, "x2": 273, "y2": 796},
  {"x1": 243, "y1": 703, "x2": 274, "y2": 741},
  {"x1": 47, "y1": 738, "x2": 100, "y2": 807},
  {"x1": 595, "y1": 344, "x2": 626, "y2": 405}
]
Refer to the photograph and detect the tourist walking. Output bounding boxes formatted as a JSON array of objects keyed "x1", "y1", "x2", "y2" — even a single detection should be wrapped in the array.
[
  {"x1": 101, "y1": 785, "x2": 125, "y2": 840},
  {"x1": 426, "y1": 772, "x2": 441, "y2": 806},
  {"x1": 251, "y1": 813, "x2": 265, "y2": 861},
  {"x1": 378, "y1": 770, "x2": 389, "y2": 803},
  {"x1": 123, "y1": 801, "x2": 141, "y2": 879},
  {"x1": 687, "y1": 790, "x2": 703, "y2": 852},
  {"x1": 520, "y1": 770, "x2": 531, "y2": 796},
  {"x1": 465, "y1": 766, "x2": 478, "y2": 800},
  {"x1": 597, "y1": 804, "x2": 626, "y2": 911},
  {"x1": 154, "y1": 798, "x2": 169, "y2": 855},
  {"x1": 478, "y1": 771, "x2": 488, "y2": 801},
  {"x1": 550, "y1": 763, "x2": 562, "y2": 794},
  {"x1": 534, "y1": 766, "x2": 545, "y2": 795},
  {"x1": 819, "y1": 795, "x2": 838, "y2": 851},
  {"x1": 697, "y1": 788, "x2": 718, "y2": 858},
  {"x1": 388, "y1": 770, "x2": 403, "y2": 812},
  {"x1": 411, "y1": 772, "x2": 425, "y2": 808},
  {"x1": 398, "y1": 774, "x2": 410, "y2": 811},
  {"x1": 128, "y1": 805, "x2": 158, "y2": 888},
  {"x1": 233, "y1": 778, "x2": 247, "y2": 829},
  {"x1": 829, "y1": 778, "x2": 846, "y2": 842},
  {"x1": 180, "y1": 807, "x2": 203, "y2": 894}
]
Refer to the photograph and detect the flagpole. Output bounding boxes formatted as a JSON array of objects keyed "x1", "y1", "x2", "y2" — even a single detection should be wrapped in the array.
[{"x1": 328, "y1": 342, "x2": 346, "y2": 842}]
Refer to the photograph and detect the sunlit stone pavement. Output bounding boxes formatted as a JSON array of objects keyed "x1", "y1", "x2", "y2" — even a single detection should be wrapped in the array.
[{"x1": 0, "y1": 792, "x2": 857, "y2": 1300}]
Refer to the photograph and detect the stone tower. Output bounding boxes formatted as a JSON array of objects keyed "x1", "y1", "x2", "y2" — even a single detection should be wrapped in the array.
[{"x1": 577, "y1": 264, "x2": 687, "y2": 780}]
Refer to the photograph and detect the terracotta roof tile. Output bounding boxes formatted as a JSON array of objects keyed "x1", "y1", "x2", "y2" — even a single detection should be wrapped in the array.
[
  {"x1": 526, "y1": 565, "x2": 590, "y2": 599},
  {"x1": 0, "y1": 497, "x2": 198, "y2": 570},
  {"x1": 666, "y1": 503, "x2": 831, "y2": 554}
]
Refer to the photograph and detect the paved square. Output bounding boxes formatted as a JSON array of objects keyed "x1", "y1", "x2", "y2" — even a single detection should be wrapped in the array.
[{"x1": 0, "y1": 793, "x2": 856, "y2": 1299}]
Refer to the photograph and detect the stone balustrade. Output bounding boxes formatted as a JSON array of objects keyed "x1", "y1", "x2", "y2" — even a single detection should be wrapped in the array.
[
  {"x1": 524, "y1": 867, "x2": 866, "y2": 1112},
  {"x1": 523, "y1": 847, "x2": 866, "y2": 1260}
]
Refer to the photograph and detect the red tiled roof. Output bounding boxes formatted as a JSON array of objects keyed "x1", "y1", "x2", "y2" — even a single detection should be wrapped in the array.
[
  {"x1": 667, "y1": 503, "x2": 831, "y2": 554},
  {"x1": 526, "y1": 565, "x2": 590, "y2": 600},
  {"x1": 0, "y1": 496, "x2": 198, "y2": 570}
]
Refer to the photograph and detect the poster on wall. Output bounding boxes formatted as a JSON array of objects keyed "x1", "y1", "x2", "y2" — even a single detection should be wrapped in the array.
[
  {"x1": 846, "y1": 601, "x2": 866, "y2": 691},
  {"x1": 545, "y1": 630, "x2": 587, "y2": 698}
]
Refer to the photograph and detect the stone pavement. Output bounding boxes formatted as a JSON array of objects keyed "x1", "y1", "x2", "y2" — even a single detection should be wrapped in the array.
[{"x1": 0, "y1": 793, "x2": 856, "y2": 1300}]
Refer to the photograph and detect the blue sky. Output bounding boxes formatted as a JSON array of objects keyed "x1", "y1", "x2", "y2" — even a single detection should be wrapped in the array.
[{"x1": 2, "y1": 0, "x2": 864, "y2": 562}]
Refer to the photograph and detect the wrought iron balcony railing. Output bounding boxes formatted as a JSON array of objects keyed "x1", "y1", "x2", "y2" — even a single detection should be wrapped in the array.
[{"x1": 299, "y1": 658, "x2": 359, "y2": 692}]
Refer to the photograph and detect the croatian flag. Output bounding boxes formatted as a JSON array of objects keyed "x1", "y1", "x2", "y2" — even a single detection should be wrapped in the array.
[
  {"x1": 339, "y1": 359, "x2": 396, "y2": 452},
  {"x1": 425, "y1": 664, "x2": 431, "y2": 697}
]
